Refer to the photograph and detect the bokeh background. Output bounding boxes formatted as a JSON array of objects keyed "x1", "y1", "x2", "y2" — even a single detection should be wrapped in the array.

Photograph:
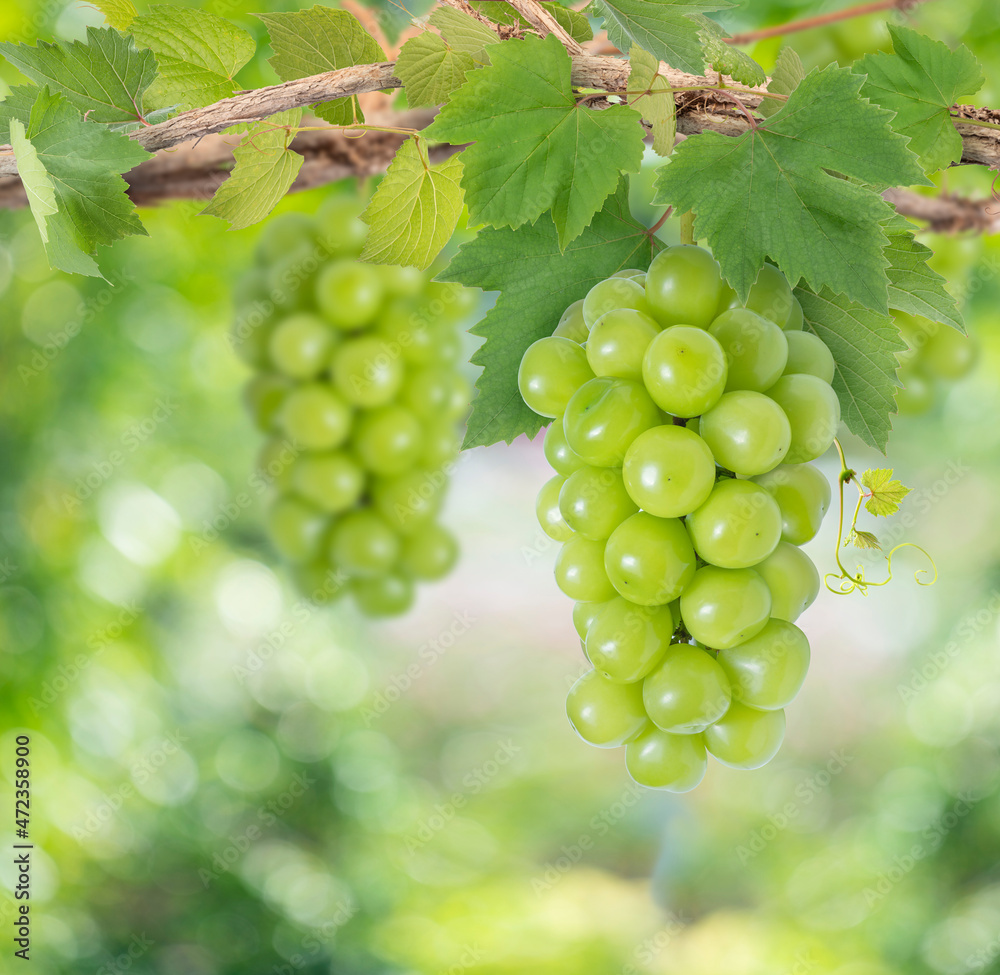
[{"x1": 2, "y1": 1, "x2": 1000, "y2": 972}]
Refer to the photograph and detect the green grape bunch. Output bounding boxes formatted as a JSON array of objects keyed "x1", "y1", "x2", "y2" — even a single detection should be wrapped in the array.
[
  {"x1": 234, "y1": 196, "x2": 477, "y2": 617},
  {"x1": 519, "y1": 245, "x2": 839, "y2": 792},
  {"x1": 893, "y1": 310, "x2": 978, "y2": 416}
]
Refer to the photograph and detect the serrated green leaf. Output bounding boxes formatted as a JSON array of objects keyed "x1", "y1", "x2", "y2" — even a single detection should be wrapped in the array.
[
  {"x1": 10, "y1": 88, "x2": 149, "y2": 278},
  {"x1": 256, "y1": 7, "x2": 384, "y2": 127},
  {"x1": 201, "y1": 109, "x2": 303, "y2": 231},
  {"x1": 847, "y1": 528, "x2": 882, "y2": 551},
  {"x1": 395, "y1": 7, "x2": 497, "y2": 108},
  {"x1": 0, "y1": 26, "x2": 156, "y2": 125},
  {"x1": 653, "y1": 64, "x2": 928, "y2": 312},
  {"x1": 884, "y1": 227, "x2": 963, "y2": 331},
  {"x1": 589, "y1": 0, "x2": 731, "y2": 75},
  {"x1": 857, "y1": 26, "x2": 984, "y2": 174},
  {"x1": 89, "y1": 0, "x2": 137, "y2": 30},
  {"x1": 860, "y1": 467, "x2": 911, "y2": 516},
  {"x1": 131, "y1": 5, "x2": 256, "y2": 111},
  {"x1": 796, "y1": 286, "x2": 906, "y2": 453},
  {"x1": 628, "y1": 45, "x2": 675, "y2": 156},
  {"x1": 696, "y1": 16, "x2": 765, "y2": 86},
  {"x1": 469, "y1": 2, "x2": 593, "y2": 43},
  {"x1": 439, "y1": 179, "x2": 662, "y2": 448},
  {"x1": 426, "y1": 34, "x2": 645, "y2": 249},
  {"x1": 759, "y1": 46, "x2": 803, "y2": 119},
  {"x1": 361, "y1": 137, "x2": 464, "y2": 269}
]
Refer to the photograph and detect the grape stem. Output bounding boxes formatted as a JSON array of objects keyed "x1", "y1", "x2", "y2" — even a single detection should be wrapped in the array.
[
  {"x1": 680, "y1": 211, "x2": 695, "y2": 245},
  {"x1": 825, "y1": 438, "x2": 937, "y2": 596},
  {"x1": 648, "y1": 208, "x2": 673, "y2": 234}
]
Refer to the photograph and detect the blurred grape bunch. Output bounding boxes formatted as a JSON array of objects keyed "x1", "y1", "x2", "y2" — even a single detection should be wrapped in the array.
[
  {"x1": 894, "y1": 314, "x2": 979, "y2": 416},
  {"x1": 234, "y1": 196, "x2": 477, "y2": 617}
]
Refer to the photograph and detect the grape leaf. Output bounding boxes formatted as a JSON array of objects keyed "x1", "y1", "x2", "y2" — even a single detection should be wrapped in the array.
[
  {"x1": 589, "y1": 0, "x2": 732, "y2": 75},
  {"x1": 201, "y1": 110, "x2": 304, "y2": 231},
  {"x1": 847, "y1": 529, "x2": 881, "y2": 551},
  {"x1": 470, "y1": 2, "x2": 593, "y2": 44},
  {"x1": 796, "y1": 286, "x2": 905, "y2": 453},
  {"x1": 653, "y1": 64, "x2": 928, "y2": 313},
  {"x1": 696, "y1": 16, "x2": 765, "y2": 87},
  {"x1": 395, "y1": 7, "x2": 497, "y2": 108},
  {"x1": 439, "y1": 180, "x2": 662, "y2": 448},
  {"x1": 860, "y1": 468, "x2": 911, "y2": 516},
  {"x1": 0, "y1": 85, "x2": 42, "y2": 142},
  {"x1": 89, "y1": 0, "x2": 136, "y2": 30},
  {"x1": 628, "y1": 45, "x2": 675, "y2": 156},
  {"x1": 0, "y1": 26, "x2": 156, "y2": 125},
  {"x1": 884, "y1": 226, "x2": 963, "y2": 331},
  {"x1": 425, "y1": 34, "x2": 645, "y2": 249},
  {"x1": 256, "y1": 7, "x2": 385, "y2": 127},
  {"x1": 361, "y1": 137, "x2": 465, "y2": 270},
  {"x1": 857, "y1": 26, "x2": 984, "y2": 174},
  {"x1": 131, "y1": 5, "x2": 256, "y2": 111},
  {"x1": 9, "y1": 88, "x2": 148, "y2": 278},
  {"x1": 759, "y1": 47, "x2": 803, "y2": 119}
]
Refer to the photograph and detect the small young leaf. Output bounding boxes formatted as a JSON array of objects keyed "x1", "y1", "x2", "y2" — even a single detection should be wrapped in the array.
[
  {"x1": 201, "y1": 110, "x2": 304, "y2": 231},
  {"x1": 0, "y1": 26, "x2": 156, "y2": 125},
  {"x1": 361, "y1": 138, "x2": 464, "y2": 270},
  {"x1": 884, "y1": 225, "x2": 963, "y2": 331},
  {"x1": 131, "y1": 5, "x2": 256, "y2": 111},
  {"x1": 695, "y1": 17, "x2": 765, "y2": 87},
  {"x1": 628, "y1": 45, "x2": 676, "y2": 156},
  {"x1": 589, "y1": 0, "x2": 732, "y2": 75},
  {"x1": 653, "y1": 64, "x2": 929, "y2": 312},
  {"x1": 860, "y1": 468, "x2": 912, "y2": 517},
  {"x1": 759, "y1": 47, "x2": 803, "y2": 119},
  {"x1": 9, "y1": 88, "x2": 149, "y2": 278},
  {"x1": 847, "y1": 529, "x2": 882, "y2": 551},
  {"x1": 439, "y1": 179, "x2": 662, "y2": 448},
  {"x1": 425, "y1": 34, "x2": 645, "y2": 249},
  {"x1": 469, "y1": 2, "x2": 593, "y2": 43},
  {"x1": 89, "y1": 0, "x2": 137, "y2": 30},
  {"x1": 857, "y1": 26, "x2": 984, "y2": 174},
  {"x1": 256, "y1": 7, "x2": 385, "y2": 126},
  {"x1": 796, "y1": 286, "x2": 906, "y2": 454}
]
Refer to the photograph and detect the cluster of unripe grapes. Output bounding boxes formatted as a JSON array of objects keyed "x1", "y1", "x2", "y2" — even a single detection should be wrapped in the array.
[
  {"x1": 234, "y1": 198, "x2": 475, "y2": 616},
  {"x1": 894, "y1": 311, "x2": 977, "y2": 416},
  {"x1": 519, "y1": 245, "x2": 838, "y2": 791}
]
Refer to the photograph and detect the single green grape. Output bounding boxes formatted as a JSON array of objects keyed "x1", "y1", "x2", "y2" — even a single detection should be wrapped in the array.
[
  {"x1": 685, "y1": 478, "x2": 783, "y2": 569},
  {"x1": 267, "y1": 313, "x2": 335, "y2": 379},
  {"x1": 704, "y1": 701, "x2": 786, "y2": 769},
  {"x1": 332, "y1": 336, "x2": 404, "y2": 408},
  {"x1": 279, "y1": 384, "x2": 352, "y2": 451},
  {"x1": 267, "y1": 496, "x2": 327, "y2": 562},
  {"x1": 585, "y1": 597, "x2": 676, "y2": 683},
  {"x1": 266, "y1": 251, "x2": 315, "y2": 312},
  {"x1": 293, "y1": 561, "x2": 349, "y2": 604},
  {"x1": 645, "y1": 245, "x2": 724, "y2": 328},
  {"x1": 752, "y1": 463, "x2": 831, "y2": 546},
  {"x1": 371, "y1": 468, "x2": 444, "y2": 534},
  {"x1": 754, "y1": 541, "x2": 819, "y2": 622},
  {"x1": 642, "y1": 642, "x2": 732, "y2": 733},
  {"x1": 922, "y1": 325, "x2": 977, "y2": 379},
  {"x1": 625, "y1": 726, "x2": 707, "y2": 791},
  {"x1": 329, "y1": 509, "x2": 400, "y2": 577},
  {"x1": 745, "y1": 264, "x2": 795, "y2": 329},
  {"x1": 782, "y1": 330, "x2": 835, "y2": 383},
  {"x1": 679, "y1": 565, "x2": 772, "y2": 649},
  {"x1": 291, "y1": 451, "x2": 365, "y2": 513},
  {"x1": 554, "y1": 536, "x2": 617, "y2": 602},
  {"x1": 518, "y1": 337, "x2": 595, "y2": 418},
  {"x1": 351, "y1": 573, "x2": 415, "y2": 617},
  {"x1": 376, "y1": 299, "x2": 438, "y2": 366},
  {"x1": 582, "y1": 277, "x2": 650, "y2": 329},
  {"x1": 398, "y1": 523, "x2": 458, "y2": 580},
  {"x1": 315, "y1": 196, "x2": 368, "y2": 256},
  {"x1": 315, "y1": 259, "x2": 384, "y2": 329},
  {"x1": 573, "y1": 599, "x2": 613, "y2": 642},
  {"x1": 641, "y1": 326, "x2": 728, "y2": 418},
  {"x1": 586, "y1": 309, "x2": 661, "y2": 381},
  {"x1": 377, "y1": 264, "x2": 425, "y2": 298},
  {"x1": 423, "y1": 281, "x2": 478, "y2": 324},
  {"x1": 700, "y1": 390, "x2": 791, "y2": 476},
  {"x1": 558, "y1": 466, "x2": 638, "y2": 541},
  {"x1": 538, "y1": 474, "x2": 575, "y2": 542},
  {"x1": 421, "y1": 420, "x2": 460, "y2": 470},
  {"x1": 895, "y1": 371, "x2": 934, "y2": 416},
  {"x1": 256, "y1": 211, "x2": 315, "y2": 260},
  {"x1": 622, "y1": 425, "x2": 716, "y2": 518},
  {"x1": 553, "y1": 299, "x2": 589, "y2": 342},
  {"x1": 708, "y1": 309, "x2": 789, "y2": 392},
  {"x1": 604, "y1": 512, "x2": 697, "y2": 606},
  {"x1": 400, "y1": 366, "x2": 460, "y2": 420},
  {"x1": 718, "y1": 618, "x2": 810, "y2": 710},
  {"x1": 441, "y1": 371, "x2": 471, "y2": 422},
  {"x1": 352, "y1": 405, "x2": 423, "y2": 477},
  {"x1": 784, "y1": 296, "x2": 804, "y2": 331},
  {"x1": 566, "y1": 670, "x2": 648, "y2": 747},
  {"x1": 766, "y1": 374, "x2": 841, "y2": 464},
  {"x1": 244, "y1": 374, "x2": 291, "y2": 432},
  {"x1": 563, "y1": 377, "x2": 662, "y2": 468},
  {"x1": 543, "y1": 419, "x2": 587, "y2": 476}
]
